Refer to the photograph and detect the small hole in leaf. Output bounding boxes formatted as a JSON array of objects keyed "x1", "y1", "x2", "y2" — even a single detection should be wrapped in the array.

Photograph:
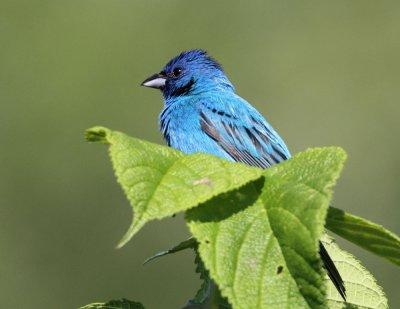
[
  {"x1": 205, "y1": 240, "x2": 210, "y2": 244},
  {"x1": 276, "y1": 266, "x2": 283, "y2": 274}
]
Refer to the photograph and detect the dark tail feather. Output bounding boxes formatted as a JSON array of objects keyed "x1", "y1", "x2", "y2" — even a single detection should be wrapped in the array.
[{"x1": 319, "y1": 241, "x2": 346, "y2": 301}]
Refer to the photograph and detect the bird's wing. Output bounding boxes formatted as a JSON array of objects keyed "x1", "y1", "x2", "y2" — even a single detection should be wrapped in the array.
[{"x1": 198, "y1": 96, "x2": 290, "y2": 168}]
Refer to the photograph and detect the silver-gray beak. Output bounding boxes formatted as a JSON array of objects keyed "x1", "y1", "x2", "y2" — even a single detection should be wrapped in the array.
[{"x1": 141, "y1": 73, "x2": 166, "y2": 89}]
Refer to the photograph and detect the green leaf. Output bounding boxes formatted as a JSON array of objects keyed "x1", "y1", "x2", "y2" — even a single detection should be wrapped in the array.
[
  {"x1": 80, "y1": 299, "x2": 145, "y2": 309},
  {"x1": 186, "y1": 147, "x2": 346, "y2": 308},
  {"x1": 143, "y1": 238, "x2": 196, "y2": 265},
  {"x1": 142, "y1": 238, "x2": 214, "y2": 307},
  {"x1": 326, "y1": 207, "x2": 400, "y2": 266},
  {"x1": 188, "y1": 249, "x2": 213, "y2": 306},
  {"x1": 321, "y1": 235, "x2": 388, "y2": 309},
  {"x1": 87, "y1": 128, "x2": 390, "y2": 307},
  {"x1": 86, "y1": 126, "x2": 263, "y2": 248}
]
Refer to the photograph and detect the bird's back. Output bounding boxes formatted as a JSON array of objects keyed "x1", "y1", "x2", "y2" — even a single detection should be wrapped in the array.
[{"x1": 160, "y1": 91, "x2": 291, "y2": 169}]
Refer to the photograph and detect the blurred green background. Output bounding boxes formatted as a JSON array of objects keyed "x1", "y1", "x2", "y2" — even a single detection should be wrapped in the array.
[{"x1": 1, "y1": 1, "x2": 399, "y2": 308}]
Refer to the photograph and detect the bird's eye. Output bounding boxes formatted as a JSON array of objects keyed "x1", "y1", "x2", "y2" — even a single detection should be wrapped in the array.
[{"x1": 172, "y1": 67, "x2": 182, "y2": 77}]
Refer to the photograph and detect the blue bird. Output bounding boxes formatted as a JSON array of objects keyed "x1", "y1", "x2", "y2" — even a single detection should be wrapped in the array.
[{"x1": 141, "y1": 49, "x2": 346, "y2": 300}]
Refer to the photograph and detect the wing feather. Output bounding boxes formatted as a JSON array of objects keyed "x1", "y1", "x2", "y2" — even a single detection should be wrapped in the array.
[{"x1": 199, "y1": 106, "x2": 289, "y2": 168}]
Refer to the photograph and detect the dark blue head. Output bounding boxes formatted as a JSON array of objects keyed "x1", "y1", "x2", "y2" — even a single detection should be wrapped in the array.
[{"x1": 141, "y1": 49, "x2": 234, "y2": 99}]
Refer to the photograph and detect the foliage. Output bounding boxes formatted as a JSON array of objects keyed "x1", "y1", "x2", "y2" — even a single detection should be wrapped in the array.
[
  {"x1": 86, "y1": 126, "x2": 262, "y2": 248},
  {"x1": 80, "y1": 299, "x2": 145, "y2": 309},
  {"x1": 321, "y1": 235, "x2": 387, "y2": 309},
  {"x1": 326, "y1": 207, "x2": 400, "y2": 266},
  {"x1": 82, "y1": 127, "x2": 399, "y2": 308}
]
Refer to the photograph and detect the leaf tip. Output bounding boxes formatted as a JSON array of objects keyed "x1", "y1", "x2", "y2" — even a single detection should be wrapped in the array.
[
  {"x1": 333, "y1": 146, "x2": 347, "y2": 161},
  {"x1": 142, "y1": 252, "x2": 165, "y2": 265},
  {"x1": 116, "y1": 237, "x2": 130, "y2": 249},
  {"x1": 85, "y1": 126, "x2": 111, "y2": 143},
  {"x1": 116, "y1": 221, "x2": 144, "y2": 249}
]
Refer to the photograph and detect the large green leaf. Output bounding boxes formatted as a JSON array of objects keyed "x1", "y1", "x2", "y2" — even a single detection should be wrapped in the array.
[
  {"x1": 87, "y1": 128, "x2": 392, "y2": 308},
  {"x1": 80, "y1": 299, "x2": 145, "y2": 309},
  {"x1": 86, "y1": 126, "x2": 262, "y2": 248},
  {"x1": 326, "y1": 207, "x2": 400, "y2": 266},
  {"x1": 186, "y1": 148, "x2": 346, "y2": 309},
  {"x1": 321, "y1": 235, "x2": 388, "y2": 309}
]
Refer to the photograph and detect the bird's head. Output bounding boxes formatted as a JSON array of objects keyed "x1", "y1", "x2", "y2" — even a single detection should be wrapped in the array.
[{"x1": 141, "y1": 49, "x2": 234, "y2": 99}]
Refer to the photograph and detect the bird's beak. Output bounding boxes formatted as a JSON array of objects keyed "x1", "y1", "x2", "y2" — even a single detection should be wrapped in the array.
[{"x1": 141, "y1": 73, "x2": 166, "y2": 90}]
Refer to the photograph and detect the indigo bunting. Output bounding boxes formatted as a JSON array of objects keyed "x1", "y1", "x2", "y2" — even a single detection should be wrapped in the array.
[{"x1": 141, "y1": 49, "x2": 346, "y2": 300}]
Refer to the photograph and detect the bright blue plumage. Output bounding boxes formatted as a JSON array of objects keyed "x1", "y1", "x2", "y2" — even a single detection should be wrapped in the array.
[
  {"x1": 141, "y1": 49, "x2": 346, "y2": 300},
  {"x1": 143, "y1": 49, "x2": 291, "y2": 168}
]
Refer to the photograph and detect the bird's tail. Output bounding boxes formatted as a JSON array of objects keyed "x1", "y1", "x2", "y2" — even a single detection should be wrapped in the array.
[{"x1": 319, "y1": 241, "x2": 346, "y2": 301}]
